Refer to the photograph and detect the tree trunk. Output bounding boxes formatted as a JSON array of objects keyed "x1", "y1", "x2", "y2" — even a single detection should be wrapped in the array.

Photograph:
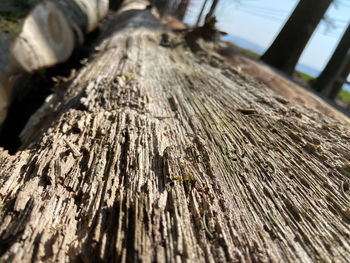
[
  {"x1": 261, "y1": 0, "x2": 333, "y2": 75},
  {"x1": 204, "y1": 0, "x2": 218, "y2": 23},
  {"x1": 1, "y1": 2, "x2": 350, "y2": 262},
  {"x1": 195, "y1": 0, "x2": 208, "y2": 27},
  {"x1": 327, "y1": 53, "x2": 350, "y2": 100},
  {"x1": 0, "y1": 0, "x2": 109, "y2": 127},
  {"x1": 312, "y1": 23, "x2": 350, "y2": 96}
]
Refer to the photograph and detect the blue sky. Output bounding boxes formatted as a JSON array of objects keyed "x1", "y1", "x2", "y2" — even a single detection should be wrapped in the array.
[{"x1": 184, "y1": 0, "x2": 350, "y2": 72}]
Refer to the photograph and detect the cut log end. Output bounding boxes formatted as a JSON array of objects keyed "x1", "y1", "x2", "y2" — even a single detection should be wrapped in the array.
[
  {"x1": 75, "y1": 0, "x2": 109, "y2": 32},
  {"x1": 10, "y1": 1, "x2": 75, "y2": 73},
  {"x1": 0, "y1": 0, "x2": 110, "y2": 128}
]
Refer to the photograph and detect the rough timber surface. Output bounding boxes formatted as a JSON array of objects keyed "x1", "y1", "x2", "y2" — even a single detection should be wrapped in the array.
[{"x1": 1, "y1": 9, "x2": 350, "y2": 263}]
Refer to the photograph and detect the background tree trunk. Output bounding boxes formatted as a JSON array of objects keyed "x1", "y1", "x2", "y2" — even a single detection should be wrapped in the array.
[
  {"x1": 0, "y1": 2, "x2": 350, "y2": 262},
  {"x1": 261, "y1": 0, "x2": 333, "y2": 75},
  {"x1": 312, "y1": 23, "x2": 350, "y2": 96},
  {"x1": 327, "y1": 52, "x2": 350, "y2": 100},
  {"x1": 204, "y1": 0, "x2": 218, "y2": 23}
]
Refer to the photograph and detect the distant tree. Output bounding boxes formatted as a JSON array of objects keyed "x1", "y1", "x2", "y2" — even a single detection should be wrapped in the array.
[
  {"x1": 195, "y1": 0, "x2": 219, "y2": 27},
  {"x1": 195, "y1": 0, "x2": 209, "y2": 27},
  {"x1": 204, "y1": 0, "x2": 219, "y2": 23},
  {"x1": 326, "y1": 53, "x2": 350, "y2": 100},
  {"x1": 312, "y1": 23, "x2": 350, "y2": 98},
  {"x1": 261, "y1": 0, "x2": 333, "y2": 75}
]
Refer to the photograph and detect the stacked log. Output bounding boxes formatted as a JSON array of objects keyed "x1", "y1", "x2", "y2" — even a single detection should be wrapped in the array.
[{"x1": 0, "y1": 0, "x2": 109, "y2": 127}]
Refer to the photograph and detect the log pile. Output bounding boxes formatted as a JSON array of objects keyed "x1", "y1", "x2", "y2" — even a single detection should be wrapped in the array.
[{"x1": 0, "y1": 0, "x2": 109, "y2": 127}]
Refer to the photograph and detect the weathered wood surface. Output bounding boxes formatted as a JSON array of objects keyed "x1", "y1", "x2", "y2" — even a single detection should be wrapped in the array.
[
  {"x1": 0, "y1": 0, "x2": 109, "y2": 127},
  {"x1": 1, "y1": 7, "x2": 350, "y2": 263}
]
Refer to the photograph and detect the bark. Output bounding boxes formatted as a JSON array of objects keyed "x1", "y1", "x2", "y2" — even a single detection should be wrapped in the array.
[
  {"x1": 327, "y1": 53, "x2": 350, "y2": 100},
  {"x1": 0, "y1": 0, "x2": 109, "y2": 128},
  {"x1": 261, "y1": 0, "x2": 333, "y2": 75},
  {"x1": 313, "y1": 23, "x2": 350, "y2": 96},
  {"x1": 1, "y1": 2, "x2": 350, "y2": 263}
]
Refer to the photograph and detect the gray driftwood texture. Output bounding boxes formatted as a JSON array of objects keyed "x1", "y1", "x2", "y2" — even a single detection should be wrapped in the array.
[{"x1": 0, "y1": 5, "x2": 350, "y2": 263}]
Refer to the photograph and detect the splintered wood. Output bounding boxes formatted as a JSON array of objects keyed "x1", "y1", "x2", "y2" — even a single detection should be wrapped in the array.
[{"x1": 0, "y1": 9, "x2": 350, "y2": 263}]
